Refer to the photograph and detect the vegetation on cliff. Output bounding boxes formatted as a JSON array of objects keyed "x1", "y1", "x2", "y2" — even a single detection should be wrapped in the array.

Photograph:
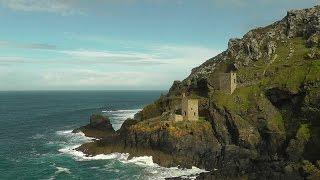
[{"x1": 76, "y1": 6, "x2": 320, "y2": 179}]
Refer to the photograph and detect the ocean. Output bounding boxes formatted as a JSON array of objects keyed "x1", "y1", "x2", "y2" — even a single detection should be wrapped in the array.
[{"x1": 0, "y1": 91, "x2": 206, "y2": 180}]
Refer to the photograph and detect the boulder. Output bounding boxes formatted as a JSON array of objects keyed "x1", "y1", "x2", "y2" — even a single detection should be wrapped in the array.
[
  {"x1": 267, "y1": 41, "x2": 277, "y2": 57},
  {"x1": 73, "y1": 114, "x2": 115, "y2": 139},
  {"x1": 89, "y1": 114, "x2": 114, "y2": 130},
  {"x1": 306, "y1": 32, "x2": 320, "y2": 47}
]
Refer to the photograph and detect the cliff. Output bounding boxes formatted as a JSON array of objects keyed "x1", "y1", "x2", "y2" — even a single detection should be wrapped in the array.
[{"x1": 76, "y1": 6, "x2": 320, "y2": 179}]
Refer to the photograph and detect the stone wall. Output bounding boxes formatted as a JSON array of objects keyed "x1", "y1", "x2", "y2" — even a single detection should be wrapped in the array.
[
  {"x1": 230, "y1": 73, "x2": 237, "y2": 94},
  {"x1": 182, "y1": 97, "x2": 199, "y2": 121},
  {"x1": 207, "y1": 72, "x2": 237, "y2": 94}
]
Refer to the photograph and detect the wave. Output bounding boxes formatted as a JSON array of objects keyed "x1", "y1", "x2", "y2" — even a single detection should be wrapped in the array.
[
  {"x1": 55, "y1": 166, "x2": 71, "y2": 174},
  {"x1": 55, "y1": 105, "x2": 206, "y2": 180},
  {"x1": 102, "y1": 109, "x2": 142, "y2": 113},
  {"x1": 102, "y1": 108, "x2": 142, "y2": 130},
  {"x1": 56, "y1": 130, "x2": 207, "y2": 179},
  {"x1": 56, "y1": 130, "x2": 94, "y2": 143}
]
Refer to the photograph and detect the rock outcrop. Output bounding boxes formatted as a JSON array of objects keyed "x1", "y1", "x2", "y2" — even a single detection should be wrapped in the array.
[
  {"x1": 75, "y1": 6, "x2": 320, "y2": 179},
  {"x1": 73, "y1": 114, "x2": 115, "y2": 139}
]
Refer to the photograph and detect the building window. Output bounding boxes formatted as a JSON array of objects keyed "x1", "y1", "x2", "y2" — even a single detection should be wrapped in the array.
[
  {"x1": 194, "y1": 112, "x2": 196, "y2": 116},
  {"x1": 184, "y1": 111, "x2": 186, "y2": 116}
]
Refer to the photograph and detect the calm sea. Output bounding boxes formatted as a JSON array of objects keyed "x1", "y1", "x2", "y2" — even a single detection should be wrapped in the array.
[{"x1": 0, "y1": 91, "x2": 205, "y2": 180}]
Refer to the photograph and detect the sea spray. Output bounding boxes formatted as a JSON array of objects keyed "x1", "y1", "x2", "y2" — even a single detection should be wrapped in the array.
[
  {"x1": 56, "y1": 129, "x2": 208, "y2": 179},
  {"x1": 102, "y1": 109, "x2": 142, "y2": 130}
]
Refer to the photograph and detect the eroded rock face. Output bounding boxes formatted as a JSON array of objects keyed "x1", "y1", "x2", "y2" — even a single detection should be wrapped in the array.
[
  {"x1": 123, "y1": 120, "x2": 221, "y2": 169},
  {"x1": 307, "y1": 32, "x2": 320, "y2": 47},
  {"x1": 180, "y1": 6, "x2": 320, "y2": 89},
  {"x1": 75, "y1": 5, "x2": 320, "y2": 179},
  {"x1": 285, "y1": 6, "x2": 320, "y2": 38},
  {"x1": 164, "y1": 6, "x2": 320, "y2": 178}
]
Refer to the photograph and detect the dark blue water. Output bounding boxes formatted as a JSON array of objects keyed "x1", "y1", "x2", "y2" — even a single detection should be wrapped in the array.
[{"x1": 0, "y1": 91, "x2": 204, "y2": 180}]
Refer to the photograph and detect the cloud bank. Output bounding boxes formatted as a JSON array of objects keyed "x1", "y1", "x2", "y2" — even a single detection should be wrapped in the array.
[
  {"x1": 0, "y1": 41, "x2": 221, "y2": 90},
  {"x1": 0, "y1": 0, "x2": 81, "y2": 15}
]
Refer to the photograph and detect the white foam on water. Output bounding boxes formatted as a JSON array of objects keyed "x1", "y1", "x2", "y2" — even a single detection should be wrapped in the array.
[
  {"x1": 102, "y1": 109, "x2": 142, "y2": 113},
  {"x1": 56, "y1": 130, "x2": 95, "y2": 143},
  {"x1": 55, "y1": 166, "x2": 71, "y2": 174},
  {"x1": 57, "y1": 132, "x2": 207, "y2": 180},
  {"x1": 55, "y1": 108, "x2": 207, "y2": 179},
  {"x1": 58, "y1": 143, "x2": 130, "y2": 161},
  {"x1": 55, "y1": 130, "x2": 129, "y2": 161},
  {"x1": 30, "y1": 133, "x2": 45, "y2": 139},
  {"x1": 121, "y1": 156, "x2": 208, "y2": 180},
  {"x1": 102, "y1": 108, "x2": 142, "y2": 130},
  {"x1": 125, "y1": 156, "x2": 157, "y2": 167},
  {"x1": 59, "y1": 143, "x2": 207, "y2": 179}
]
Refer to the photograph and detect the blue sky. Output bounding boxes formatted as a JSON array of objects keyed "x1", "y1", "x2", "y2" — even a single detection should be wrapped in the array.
[{"x1": 0, "y1": 0, "x2": 318, "y2": 90}]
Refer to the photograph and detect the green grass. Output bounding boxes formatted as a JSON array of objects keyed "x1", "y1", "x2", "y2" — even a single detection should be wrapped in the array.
[
  {"x1": 270, "y1": 113, "x2": 285, "y2": 132},
  {"x1": 210, "y1": 85, "x2": 261, "y2": 112},
  {"x1": 296, "y1": 124, "x2": 311, "y2": 141},
  {"x1": 261, "y1": 38, "x2": 312, "y2": 92},
  {"x1": 199, "y1": 117, "x2": 206, "y2": 121},
  {"x1": 234, "y1": 37, "x2": 318, "y2": 93},
  {"x1": 140, "y1": 102, "x2": 163, "y2": 120},
  {"x1": 306, "y1": 61, "x2": 320, "y2": 83}
]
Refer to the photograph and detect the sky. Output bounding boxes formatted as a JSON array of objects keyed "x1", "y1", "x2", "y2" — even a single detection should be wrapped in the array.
[{"x1": 0, "y1": 0, "x2": 318, "y2": 91}]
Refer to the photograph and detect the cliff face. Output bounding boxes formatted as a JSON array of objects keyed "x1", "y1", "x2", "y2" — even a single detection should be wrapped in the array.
[
  {"x1": 135, "y1": 6, "x2": 320, "y2": 178},
  {"x1": 77, "y1": 6, "x2": 320, "y2": 179}
]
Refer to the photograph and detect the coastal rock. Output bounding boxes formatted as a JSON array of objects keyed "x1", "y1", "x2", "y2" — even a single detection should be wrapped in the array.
[
  {"x1": 120, "y1": 119, "x2": 222, "y2": 169},
  {"x1": 89, "y1": 114, "x2": 113, "y2": 129},
  {"x1": 75, "y1": 5, "x2": 320, "y2": 179},
  {"x1": 73, "y1": 114, "x2": 115, "y2": 138}
]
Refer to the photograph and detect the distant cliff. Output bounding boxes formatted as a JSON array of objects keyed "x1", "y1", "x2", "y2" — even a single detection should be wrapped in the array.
[{"x1": 77, "y1": 6, "x2": 320, "y2": 179}]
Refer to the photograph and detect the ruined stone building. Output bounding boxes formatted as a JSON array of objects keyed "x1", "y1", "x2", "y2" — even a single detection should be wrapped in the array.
[
  {"x1": 208, "y1": 72, "x2": 237, "y2": 94},
  {"x1": 169, "y1": 93, "x2": 199, "y2": 122},
  {"x1": 181, "y1": 93, "x2": 199, "y2": 121}
]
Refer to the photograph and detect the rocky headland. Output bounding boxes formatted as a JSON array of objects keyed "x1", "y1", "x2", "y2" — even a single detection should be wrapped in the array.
[{"x1": 75, "y1": 6, "x2": 320, "y2": 179}]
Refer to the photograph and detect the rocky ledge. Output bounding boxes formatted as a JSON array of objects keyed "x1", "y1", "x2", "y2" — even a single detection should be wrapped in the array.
[{"x1": 76, "y1": 114, "x2": 219, "y2": 169}]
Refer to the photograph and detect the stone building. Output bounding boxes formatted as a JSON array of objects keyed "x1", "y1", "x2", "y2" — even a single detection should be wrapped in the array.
[
  {"x1": 208, "y1": 72, "x2": 237, "y2": 94},
  {"x1": 169, "y1": 113, "x2": 183, "y2": 122},
  {"x1": 181, "y1": 93, "x2": 199, "y2": 121}
]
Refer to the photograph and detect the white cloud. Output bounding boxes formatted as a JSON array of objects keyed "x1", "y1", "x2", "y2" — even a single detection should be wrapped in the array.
[
  {"x1": 0, "y1": 44, "x2": 220, "y2": 66},
  {"x1": 60, "y1": 49, "x2": 157, "y2": 61},
  {"x1": 0, "y1": 0, "x2": 181, "y2": 15},
  {"x1": 37, "y1": 68, "x2": 172, "y2": 90},
  {"x1": 59, "y1": 45, "x2": 220, "y2": 67},
  {"x1": 0, "y1": 0, "x2": 82, "y2": 15},
  {"x1": 0, "y1": 40, "x2": 57, "y2": 50},
  {"x1": 0, "y1": 43, "x2": 222, "y2": 90}
]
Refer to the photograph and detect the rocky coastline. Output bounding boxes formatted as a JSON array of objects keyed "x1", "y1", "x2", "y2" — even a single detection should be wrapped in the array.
[{"x1": 74, "y1": 6, "x2": 320, "y2": 179}]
